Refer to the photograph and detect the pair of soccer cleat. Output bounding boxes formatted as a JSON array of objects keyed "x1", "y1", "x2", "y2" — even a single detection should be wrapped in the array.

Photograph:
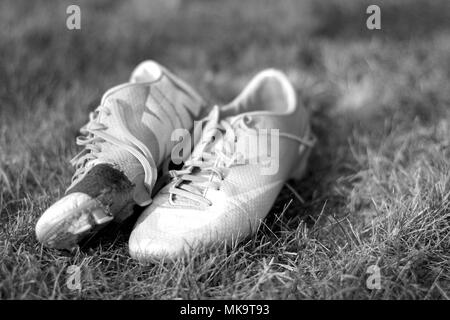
[{"x1": 35, "y1": 61, "x2": 315, "y2": 261}]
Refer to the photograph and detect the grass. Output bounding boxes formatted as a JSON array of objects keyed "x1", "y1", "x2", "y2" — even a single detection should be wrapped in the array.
[{"x1": 0, "y1": 0, "x2": 449, "y2": 299}]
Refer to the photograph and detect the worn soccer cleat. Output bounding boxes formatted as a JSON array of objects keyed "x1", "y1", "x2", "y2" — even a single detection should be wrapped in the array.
[
  {"x1": 129, "y1": 69, "x2": 316, "y2": 260},
  {"x1": 36, "y1": 61, "x2": 207, "y2": 249}
]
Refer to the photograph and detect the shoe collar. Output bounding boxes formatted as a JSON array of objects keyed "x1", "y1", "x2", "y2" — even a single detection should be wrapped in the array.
[{"x1": 221, "y1": 68, "x2": 297, "y2": 118}]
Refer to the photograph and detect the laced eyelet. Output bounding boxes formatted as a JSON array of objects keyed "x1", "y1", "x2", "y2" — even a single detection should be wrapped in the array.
[
  {"x1": 298, "y1": 144, "x2": 306, "y2": 154},
  {"x1": 243, "y1": 115, "x2": 252, "y2": 125}
]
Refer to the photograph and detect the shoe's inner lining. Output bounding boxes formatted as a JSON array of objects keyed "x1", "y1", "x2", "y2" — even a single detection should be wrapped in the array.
[{"x1": 236, "y1": 75, "x2": 290, "y2": 114}]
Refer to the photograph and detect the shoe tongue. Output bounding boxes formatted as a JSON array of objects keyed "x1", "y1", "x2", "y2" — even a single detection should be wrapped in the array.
[
  {"x1": 168, "y1": 106, "x2": 222, "y2": 207},
  {"x1": 191, "y1": 106, "x2": 221, "y2": 159},
  {"x1": 199, "y1": 105, "x2": 220, "y2": 133}
]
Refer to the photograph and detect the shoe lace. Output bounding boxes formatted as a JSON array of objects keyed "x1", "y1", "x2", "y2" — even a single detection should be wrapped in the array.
[
  {"x1": 167, "y1": 113, "x2": 316, "y2": 207},
  {"x1": 68, "y1": 102, "x2": 154, "y2": 192}
]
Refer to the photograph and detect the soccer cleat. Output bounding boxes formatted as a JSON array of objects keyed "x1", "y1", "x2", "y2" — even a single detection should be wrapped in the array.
[
  {"x1": 35, "y1": 61, "x2": 207, "y2": 249},
  {"x1": 129, "y1": 69, "x2": 316, "y2": 260}
]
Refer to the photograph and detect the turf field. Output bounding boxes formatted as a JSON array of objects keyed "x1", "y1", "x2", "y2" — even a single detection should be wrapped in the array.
[{"x1": 0, "y1": 0, "x2": 449, "y2": 299}]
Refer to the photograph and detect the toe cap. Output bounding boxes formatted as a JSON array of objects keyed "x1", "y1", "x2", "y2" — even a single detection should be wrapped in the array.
[{"x1": 35, "y1": 192, "x2": 110, "y2": 249}]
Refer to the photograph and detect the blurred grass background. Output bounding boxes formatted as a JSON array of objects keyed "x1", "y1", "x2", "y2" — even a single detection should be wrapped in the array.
[{"x1": 0, "y1": 0, "x2": 449, "y2": 299}]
